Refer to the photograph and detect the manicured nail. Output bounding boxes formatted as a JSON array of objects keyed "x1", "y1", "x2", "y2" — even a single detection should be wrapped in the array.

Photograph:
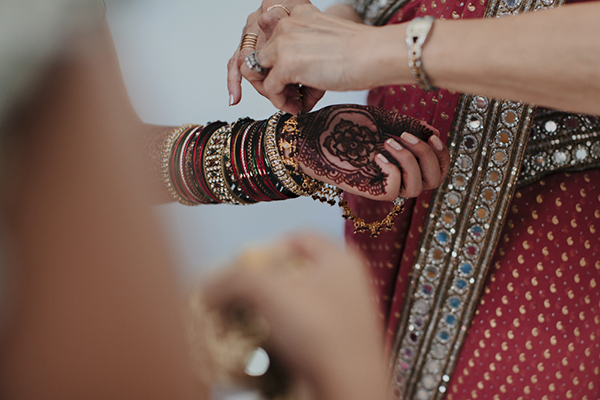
[
  {"x1": 229, "y1": 94, "x2": 235, "y2": 106},
  {"x1": 430, "y1": 135, "x2": 445, "y2": 151},
  {"x1": 377, "y1": 154, "x2": 390, "y2": 164},
  {"x1": 386, "y1": 138, "x2": 403, "y2": 151},
  {"x1": 401, "y1": 132, "x2": 419, "y2": 145}
]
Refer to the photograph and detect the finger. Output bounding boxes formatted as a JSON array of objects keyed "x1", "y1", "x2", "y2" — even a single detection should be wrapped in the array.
[
  {"x1": 399, "y1": 132, "x2": 442, "y2": 191},
  {"x1": 429, "y1": 135, "x2": 451, "y2": 181},
  {"x1": 227, "y1": 53, "x2": 243, "y2": 106},
  {"x1": 258, "y1": 7, "x2": 289, "y2": 40},
  {"x1": 299, "y1": 86, "x2": 325, "y2": 113},
  {"x1": 239, "y1": 47, "x2": 269, "y2": 84},
  {"x1": 374, "y1": 153, "x2": 401, "y2": 202},
  {"x1": 261, "y1": 65, "x2": 296, "y2": 112},
  {"x1": 384, "y1": 138, "x2": 423, "y2": 198}
]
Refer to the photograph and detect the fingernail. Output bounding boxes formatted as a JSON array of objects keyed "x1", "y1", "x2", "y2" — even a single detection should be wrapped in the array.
[
  {"x1": 401, "y1": 132, "x2": 419, "y2": 145},
  {"x1": 377, "y1": 154, "x2": 390, "y2": 164},
  {"x1": 229, "y1": 94, "x2": 235, "y2": 106},
  {"x1": 430, "y1": 135, "x2": 445, "y2": 151},
  {"x1": 386, "y1": 138, "x2": 403, "y2": 151}
]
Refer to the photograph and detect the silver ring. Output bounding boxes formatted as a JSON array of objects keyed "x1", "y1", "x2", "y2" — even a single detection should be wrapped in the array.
[
  {"x1": 393, "y1": 196, "x2": 406, "y2": 207},
  {"x1": 245, "y1": 51, "x2": 267, "y2": 73}
]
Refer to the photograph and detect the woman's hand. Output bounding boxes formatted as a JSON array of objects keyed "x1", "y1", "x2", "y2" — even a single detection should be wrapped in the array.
[
  {"x1": 227, "y1": 0, "x2": 321, "y2": 110},
  {"x1": 202, "y1": 234, "x2": 391, "y2": 400},
  {"x1": 294, "y1": 105, "x2": 450, "y2": 201},
  {"x1": 255, "y1": 5, "x2": 400, "y2": 114}
]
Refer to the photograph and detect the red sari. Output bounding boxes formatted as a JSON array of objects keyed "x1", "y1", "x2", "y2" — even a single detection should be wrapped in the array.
[{"x1": 343, "y1": 0, "x2": 600, "y2": 398}]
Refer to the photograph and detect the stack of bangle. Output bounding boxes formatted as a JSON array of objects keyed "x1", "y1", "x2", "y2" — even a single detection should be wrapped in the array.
[
  {"x1": 162, "y1": 112, "x2": 406, "y2": 237},
  {"x1": 162, "y1": 114, "x2": 300, "y2": 206}
]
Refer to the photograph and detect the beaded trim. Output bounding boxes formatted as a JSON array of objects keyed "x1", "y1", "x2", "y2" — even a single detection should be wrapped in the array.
[
  {"x1": 518, "y1": 110, "x2": 600, "y2": 187},
  {"x1": 386, "y1": 0, "x2": 565, "y2": 398}
]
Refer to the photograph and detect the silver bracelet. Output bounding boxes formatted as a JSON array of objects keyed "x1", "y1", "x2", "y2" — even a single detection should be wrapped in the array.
[{"x1": 405, "y1": 16, "x2": 437, "y2": 92}]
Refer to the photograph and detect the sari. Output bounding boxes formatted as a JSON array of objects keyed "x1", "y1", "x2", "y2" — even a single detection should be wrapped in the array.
[{"x1": 341, "y1": 0, "x2": 600, "y2": 398}]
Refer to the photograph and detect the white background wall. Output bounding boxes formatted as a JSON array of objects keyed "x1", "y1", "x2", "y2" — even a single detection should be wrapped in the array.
[{"x1": 105, "y1": 0, "x2": 367, "y2": 281}]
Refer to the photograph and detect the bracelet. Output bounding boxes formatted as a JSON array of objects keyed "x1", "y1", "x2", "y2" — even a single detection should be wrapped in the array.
[
  {"x1": 204, "y1": 125, "x2": 248, "y2": 205},
  {"x1": 264, "y1": 112, "x2": 307, "y2": 196},
  {"x1": 405, "y1": 16, "x2": 437, "y2": 92},
  {"x1": 279, "y1": 115, "x2": 406, "y2": 237},
  {"x1": 340, "y1": 196, "x2": 406, "y2": 237},
  {"x1": 161, "y1": 124, "x2": 201, "y2": 206}
]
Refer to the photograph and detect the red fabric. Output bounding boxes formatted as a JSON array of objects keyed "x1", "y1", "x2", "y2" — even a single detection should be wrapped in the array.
[
  {"x1": 343, "y1": 0, "x2": 600, "y2": 397},
  {"x1": 445, "y1": 170, "x2": 600, "y2": 399}
]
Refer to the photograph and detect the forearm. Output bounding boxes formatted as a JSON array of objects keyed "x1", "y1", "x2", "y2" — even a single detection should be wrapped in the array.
[
  {"x1": 368, "y1": 3, "x2": 600, "y2": 114},
  {"x1": 325, "y1": 3, "x2": 364, "y2": 22},
  {"x1": 424, "y1": 3, "x2": 600, "y2": 114}
]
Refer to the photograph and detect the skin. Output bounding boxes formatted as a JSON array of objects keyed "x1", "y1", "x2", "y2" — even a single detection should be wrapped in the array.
[
  {"x1": 142, "y1": 107, "x2": 449, "y2": 203},
  {"x1": 202, "y1": 234, "x2": 392, "y2": 400},
  {"x1": 0, "y1": 17, "x2": 445, "y2": 399},
  {"x1": 230, "y1": 2, "x2": 600, "y2": 116},
  {"x1": 226, "y1": 2, "x2": 449, "y2": 196},
  {"x1": 0, "y1": 24, "x2": 202, "y2": 400}
]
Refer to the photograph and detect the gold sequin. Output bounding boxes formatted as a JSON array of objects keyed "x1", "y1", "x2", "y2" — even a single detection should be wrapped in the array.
[{"x1": 467, "y1": 2, "x2": 476, "y2": 10}]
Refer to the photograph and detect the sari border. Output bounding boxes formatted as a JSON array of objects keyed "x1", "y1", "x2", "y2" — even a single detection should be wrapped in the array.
[{"x1": 376, "y1": 0, "x2": 567, "y2": 399}]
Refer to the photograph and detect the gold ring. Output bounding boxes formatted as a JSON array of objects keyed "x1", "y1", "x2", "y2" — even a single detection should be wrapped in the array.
[
  {"x1": 266, "y1": 5, "x2": 291, "y2": 16},
  {"x1": 240, "y1": 33, "x2": 258, "y2": 50}
]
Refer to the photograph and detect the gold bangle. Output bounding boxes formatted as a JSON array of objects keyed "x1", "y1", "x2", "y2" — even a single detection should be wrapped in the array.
[
  {"x1": 203, "y1": 125, "x2": 246, "y2": 205},
  {"x1": 264, "y1": 112, "x2": 307, "y2": 196},
  {"x1": 161, "y1": 124, "x2": 200, "y2": 206}
]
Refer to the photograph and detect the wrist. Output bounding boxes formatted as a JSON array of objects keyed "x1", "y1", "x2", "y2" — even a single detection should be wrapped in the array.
[{"x1": 361, "y1": 25, "x2": 413, "y2": 88}]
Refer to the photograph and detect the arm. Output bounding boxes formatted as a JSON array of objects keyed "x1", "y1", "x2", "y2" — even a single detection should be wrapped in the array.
[
  {"x1": 257, "y1": 2, "x2": 600, "y2": 115},
  {"x1": 0, "y1": 23, "x2": 202, "y2": 400},
  {"x1": 149, "y1": 105, "x2": 448, "y2": 205}
]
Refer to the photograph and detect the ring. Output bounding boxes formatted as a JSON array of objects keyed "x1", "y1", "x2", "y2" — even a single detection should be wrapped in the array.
[
  {"x1": 245, "y1": 51, "x2": 267, "y2": 73},
  {"x1": 393, "y1": 196, "x2": 406, "y2": 207},
  {"x1": 266, "y1": 5, "x2": 291, "y2": 16},
  {"x1": 240, "y1": 32, "x2": 258, "y2": 50}
]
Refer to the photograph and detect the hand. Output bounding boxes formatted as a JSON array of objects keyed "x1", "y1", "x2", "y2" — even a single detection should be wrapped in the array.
[
  {"x1": 294, "y1": 105, "x2": 450, "y2": 201},
  {"x1": 227, "y1": 0, "x2": 325, "y2": 113},
  {"x1": 256, "y1": 5, "x2": 392, "y2": 114},
  {"x1": 202, "y1": 234, "x2": 390, "y2": 400}
]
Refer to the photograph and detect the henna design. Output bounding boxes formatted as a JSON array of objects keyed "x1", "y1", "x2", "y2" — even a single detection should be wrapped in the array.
[{"x1": 294, "y1": 104, "x2": 435, "y2": 196}]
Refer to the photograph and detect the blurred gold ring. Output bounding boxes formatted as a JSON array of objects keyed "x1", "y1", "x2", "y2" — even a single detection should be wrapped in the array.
[
  {"x1": 266, "y1": 5, "x2": 291, "y2": 16},
  {"x1": 240, "y1": 33, "x2": 258, "y2": 50}
]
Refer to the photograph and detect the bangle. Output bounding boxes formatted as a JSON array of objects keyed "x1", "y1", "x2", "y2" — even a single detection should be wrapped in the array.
[
  {"x1": 264, "y1": 112, "x2": 307, "y2": 196},
  {"x1": 161, "y1": 124, "x2": 201, "y2": 206},
  {"x1": 203, "y1": 125, "x2": 247, "y2": 205},
  {"x1": 405, "y1": 16, "x2": 437, "y2": 92}
]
